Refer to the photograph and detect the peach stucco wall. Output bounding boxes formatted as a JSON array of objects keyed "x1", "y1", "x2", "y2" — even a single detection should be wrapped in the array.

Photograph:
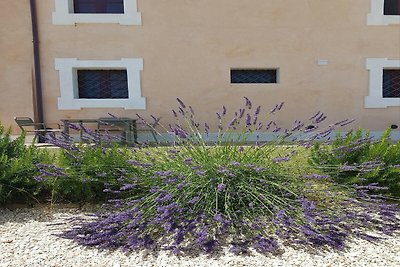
[
  {"x1": 0, "y1": 1, "x2": 35, "y2": 132},
  {"x1": 1, "y1": 0, "x2": 399, "y2": 134}
]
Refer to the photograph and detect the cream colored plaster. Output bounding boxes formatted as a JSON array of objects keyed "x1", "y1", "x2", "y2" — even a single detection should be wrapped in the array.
[
  {"x1": 0, "y1": 1, "x2": 35, "y2": 132},
  {"x1": 1, "y1": 0, "x2": 399, "y2": 134}
]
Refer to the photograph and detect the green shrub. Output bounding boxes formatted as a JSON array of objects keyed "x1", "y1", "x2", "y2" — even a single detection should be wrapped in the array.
[
  {"x1": 37, "y1": 138, "x2": 144, "y2": 203},
  {"x1": 309, "y1": 128, "x2": 400, "y2": 197},
  {"x1": 0, "y1": 123, "x2": 51, "y2": 205}
]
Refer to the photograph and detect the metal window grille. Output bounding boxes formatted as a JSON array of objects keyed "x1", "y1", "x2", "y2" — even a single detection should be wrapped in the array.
[
  {"x1": 384, "y1": 0, "x2": 400, "y2": 15},
  {"x1": 231, "y1": 69, "x2": 277, "y2": 84},
  {"x1": 74, "y1": 0, "x2": 124, "y2": 14},
  {"x1": 78, "y1": 70, "x2": 129, "y2": 99},
  {"x1": 383, "y1": 69, "x2": 400, "y2": 98}
]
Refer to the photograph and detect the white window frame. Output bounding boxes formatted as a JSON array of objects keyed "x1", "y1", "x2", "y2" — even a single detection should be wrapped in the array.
[
  {"x1": 365, "y1": 58, "x2": 400, "y2": 108},
  {"x1": 55, "y1": 58, "x2": 146, "y2": 110},
  {"x1": 367, "y1": 0, "x2": 400, "y2": 25},
  {"x1": 52, "y1": 0, "x2": 141, "y2": 25}
]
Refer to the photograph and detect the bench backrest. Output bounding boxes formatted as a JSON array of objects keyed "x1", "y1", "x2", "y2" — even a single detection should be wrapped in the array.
[{"x1": 14, "y1": 117, "x2": 36, "y2": 130}]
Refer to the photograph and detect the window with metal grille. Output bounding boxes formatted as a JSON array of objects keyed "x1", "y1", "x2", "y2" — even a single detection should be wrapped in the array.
[
  {"x1": 77, "y1": 70, "x2": 128, "y2": 99},
  {"x1": 74, "y1": 0, "x2": 124, "y2": 14},
  {"x1": 384, "y1": 0, "x2": 400, "y2": 15},
  {"x1": 383, "y1": 69, "x2": 400, "y2": 98},
  {"x1": 231, "y1": 69, "x2": 278, "y2": 84}
]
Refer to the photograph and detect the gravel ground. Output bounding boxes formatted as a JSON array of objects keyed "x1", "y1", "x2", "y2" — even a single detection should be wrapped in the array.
[{"x1": 0, "y1": 206, "x2": 399, "y2": 267}]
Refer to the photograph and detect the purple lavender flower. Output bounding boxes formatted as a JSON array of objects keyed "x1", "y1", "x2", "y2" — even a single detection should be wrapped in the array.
[
  {"x1": 166, "y1": 177, "x2": 178, "y2": 184},
  {"x1": 176, "y1": 128, "x2": 188, "y2": 138},
  {"x1": 217, "y1": 183, "x2": 226, "y2": 192},
  {"x1": 239, "y1": 108, "x2": 245, "y2": 118},
  {"x1": 184, "y1": 158, "x2": 193, "y2": 164},
  {"x1": 155, "y1": 193, "x2": 173, "y2": 203},
  {"x1": 244, "y1": 97, "x2": 252, "y2": 109},
  {"x1": 196, "y1": 171, "x2": 205, "y2": 176},
  {"x1": 176, "y1": 98, "x2": 186, "y2": 108},
  {"x1": 253, "y1": 235, "x2": 279, "y2": 253},
  {"x1": 155, "y1": 170, "x2": 173, "y2": 177},
  {"x1": 213, "y1": 214, "x2": 223, "y2": 222},
  {"x1": 228, "y1": 118, "x2": 237, "y2": 127},
  {"x1": 310, "y1": 111, "x2": 321, "y2": 120},
  {"x1": 254, "y1": 167, "x2": 265, "y2": 172},
  {"x1": 303, "y1": 174, "x2": 331, "y2": 179},
  {"x1": 188, "y1": 196, "x2": 200, "y2": 204},
  {"x1": 150, "y1": 115, "x2": 161, "y2": 126},
  {"x1": 149, "y1": 186, "x2": 160, "y2": 193},
  {"x1": 33, "y1": 176, "x2": 44, "y2": 182},
  {"x1": 172, "y1": 110, "x2": 178, "y2": 117},
  {"x1": 272, "y1": 157, "x2": 290, "y2": 163},
  {"x1": 176, "y1": 183, "x2": 185, "y2": 190},
  {"x1": 196, "y1": 227, "x2": 208, "y2": 244},
  {"x1": 246, "y1": 114, "x2": 252, "y2": 127},
  {"x1": 222, "y1": 105, "x2": 227, "y2": 116},
  {"x1": 339, "y1": 165, "x2": 358, "y2": 171},
  {"x1": 120, "y1": 184, "x2": 135, "y2": 191}
]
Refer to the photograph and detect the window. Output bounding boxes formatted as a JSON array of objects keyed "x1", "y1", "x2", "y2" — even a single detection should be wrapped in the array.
[
  {"x1": 55, "y1": 58, "x2": 146, "y2": 110},
  {"x1": 231, "y1": 69, "x2": 278, "y2": 84},
  {"x1": 74, "y1": 0, "x2": 124, "y2": 14},
  {"x1": 365, "y1": 58, "x2": 400, "y2": 108},
  {"x1": 52, "y1": 0, "x2": 141, "y2": 25},
  {"x1": 77, "y1": 70, "x2": 128, "y2": 99},
  {"x1": 383, "y1": 70, "x2": 400, "y2": 98},
  {"x1": 368, "y1": 0, "x2": 400, "y2": 25},
  {"x1": 384, "y1": 0, "x2": 400, "y2": 15}
]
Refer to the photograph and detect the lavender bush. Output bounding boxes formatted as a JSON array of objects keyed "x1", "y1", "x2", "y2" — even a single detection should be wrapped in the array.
[
  {"x1": 310, "y1": 128, "x2": 400, "y2": 197},
  {"x1": 38, "y1": 98, "x2": 399, "y2": 256},
  {"x1": 0, "y1": 122, "x2": 52, "y2": 205},
  {"x1": 34, "y1": 128, "x2": 147, "y2": 204}
]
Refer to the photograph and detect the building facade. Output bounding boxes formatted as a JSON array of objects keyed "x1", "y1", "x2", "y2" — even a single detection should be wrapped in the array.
[{"x1": 1, "y1": 0, "x2": 399, "y2": 138}]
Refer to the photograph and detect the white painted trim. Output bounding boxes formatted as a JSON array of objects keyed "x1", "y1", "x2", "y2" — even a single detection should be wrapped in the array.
[
  {"x1": 55, "y1": 58, "x2": 146, "y2": 110},
  {"x1": 52, "y1": 0, "x2": 141, "y2": 25},
  {"x1": 367, "y1": 0, "x2": 400, "y2": 25},
  {"x1": 365, "y1": 58, "x2": 400, "y2": 108}
]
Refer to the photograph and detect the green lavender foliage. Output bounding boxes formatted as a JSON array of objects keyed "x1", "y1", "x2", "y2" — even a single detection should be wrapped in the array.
[
  {"x1": 309, "y1": 128, "x2": 400, "y2": 197},
  {"x1": 0, "y1": 123, "x2": 51, "y2": 204}
]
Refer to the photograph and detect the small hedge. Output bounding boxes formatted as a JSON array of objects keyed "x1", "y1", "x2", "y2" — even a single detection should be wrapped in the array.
[{"x1": 310, "y1": 128, "x2": 400, "y2": 197}]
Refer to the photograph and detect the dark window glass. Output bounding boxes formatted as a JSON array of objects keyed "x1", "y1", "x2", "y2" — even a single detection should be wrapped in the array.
[
  {"x1": 231, "y1": 69, "x2": 278, "y2": 83},
  {"x1": 78, "y1": 70, "x2": 128, "y2": 99},
  {"x1": 383, "y1": 69, "x2": 400, "y2": 98},
  {"x1": 74, "y1": 0, "x2": 124, "y2": 14},
  {"x1": 384, "y1": 0, "x2": 400, "y2": 15}
]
